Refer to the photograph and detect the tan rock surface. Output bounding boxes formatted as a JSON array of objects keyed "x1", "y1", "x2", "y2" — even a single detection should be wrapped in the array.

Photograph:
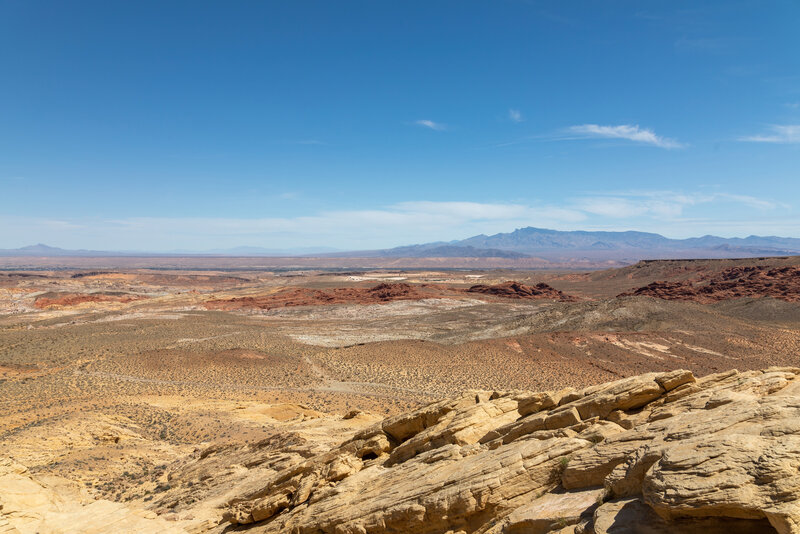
[
  {"x1": 487, "y1": 487, "x2": 604, "y2": 533},
  {"x1": 206, "y1": 367, "x2": 800, "y2": 534},
  {"x1": 6, "y1": 368, "x2": 800, "y2": 533},
  {"x1": 0, "y1": 458, "x2": 195, "y2": 533}
]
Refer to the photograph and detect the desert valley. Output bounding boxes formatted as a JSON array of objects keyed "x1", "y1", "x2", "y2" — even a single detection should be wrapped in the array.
[{"x1": 2, "y1": 256, "x2": 800, "y2": 533}]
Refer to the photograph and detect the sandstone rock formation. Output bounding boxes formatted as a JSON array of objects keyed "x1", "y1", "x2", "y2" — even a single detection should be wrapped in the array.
[
  {"x1": 5, "y1": 368, "x2": 800, "y2": 533},
  {"x1": 619, "y1": 265, "x2": 800, "y2": 303},
  {"x1": 466, "y1": 281, "x2": 577, "y2": 301},
  {"x1": 204, "y1": 283, "x2": 447, "y2": 310},
  {"x1": 0, "y1": 458, "x2": 197, "y2": 533},
  {"x1": 206, "y1": 280, "x2": 577, "y2": 312},
  {"x1": 219, "y1": 368, "x2": 800, "y2": 534}
]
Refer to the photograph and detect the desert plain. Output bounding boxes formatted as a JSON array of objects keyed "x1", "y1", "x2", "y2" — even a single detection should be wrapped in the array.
[{"x1": 2, "y1": 256, "x2": 800, "y2": 533}]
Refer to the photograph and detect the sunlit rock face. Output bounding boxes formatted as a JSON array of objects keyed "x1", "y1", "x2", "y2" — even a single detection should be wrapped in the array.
[{"x1": 218, "y1": 368, "x2": 800, "y2": 534}]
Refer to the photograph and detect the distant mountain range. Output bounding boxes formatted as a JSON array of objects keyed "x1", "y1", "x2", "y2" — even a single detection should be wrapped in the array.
[
  {"x1": 458, "y1": 227, "x2": 800, "y2": 253},
  {"x1": 3, "y1": 228, "x2": 800, "y2": 261},
  {"x1": 337, "y1": 227, "x2": 800, "y2": 261},
  {"x1": 363, "y1": 244, "x2": 530, "y2": 259},
  {"x1": 0, "y1": 244, "x2": 103, "y2": 257}
]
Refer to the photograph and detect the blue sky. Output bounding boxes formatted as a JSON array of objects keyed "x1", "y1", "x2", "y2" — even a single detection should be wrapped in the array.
[{"x1": 1, "y1": 0, "x2": 799, "y2": 251}]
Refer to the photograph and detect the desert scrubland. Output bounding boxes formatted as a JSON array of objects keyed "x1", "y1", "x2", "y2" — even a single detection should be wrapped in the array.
[{"x1": 1, "y1": 256, "x2": 800, "y2": 533}]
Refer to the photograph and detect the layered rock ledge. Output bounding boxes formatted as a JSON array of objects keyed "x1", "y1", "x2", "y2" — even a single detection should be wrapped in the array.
[{"x1": 222, "y1": 367, "x2": 800, "y2": 534}]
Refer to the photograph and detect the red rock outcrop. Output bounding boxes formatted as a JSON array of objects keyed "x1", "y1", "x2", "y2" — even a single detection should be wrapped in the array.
[
  {"x1": 466, "y1": 281, "x2": 577, "y2": 301},
  {"x1": 620, "y1": 265, "x2": 800, "y2": 303},
  {"x1": 205, "y1": 283, "x2": 446, "y2": 311}
]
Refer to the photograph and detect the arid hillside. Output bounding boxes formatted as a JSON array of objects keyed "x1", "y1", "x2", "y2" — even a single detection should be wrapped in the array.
[
  {"x1": 1, "y1": 257, "x2": 799, "y2": 532},
  {"x1": 619, "y1": 264, "x2": 800, "y2": 302}
]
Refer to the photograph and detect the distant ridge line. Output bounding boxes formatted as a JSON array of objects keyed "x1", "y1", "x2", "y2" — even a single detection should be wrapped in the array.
[{"x1": 2, "y1": 227, "x2": 800, "y2": 262}]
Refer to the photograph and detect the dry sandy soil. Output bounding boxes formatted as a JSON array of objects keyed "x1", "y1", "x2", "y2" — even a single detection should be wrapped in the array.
[{"x1": 1, "y1": 257, "x2": 799, "y2": 532}]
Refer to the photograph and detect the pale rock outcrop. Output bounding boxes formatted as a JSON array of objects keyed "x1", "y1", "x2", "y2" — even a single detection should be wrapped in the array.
[
  {"x1": 11, "y1": 368, "x2": 800, "y2": 533},
  {"x1": 0, "y1": 458, "x2": 198, "y2": 533},
  {"x1": 486, "y1": 487, "x2": 604, "y2": 533},
  {"x1": 222, "y1": 367, "x2": 800, "y2": 534}
]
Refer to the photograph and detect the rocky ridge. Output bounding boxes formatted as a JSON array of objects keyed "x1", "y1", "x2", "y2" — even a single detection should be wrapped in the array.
[
  {"x1": 5, "y1": 368, "x2": 800, "y2": 533},
  {"x1": 620, "y1": 265, "x2": 800, "y2": 303},
  {"x1": 204, "y1": 283, "x2": 447, "y2": 310},
  {"x1": 219, "y1": 367, "x2": 800, "y2": 534},
  {"x1": 205, "y1": 281, "x2": 579, "y2": 312},
  {"x1": 466, "y1": 281, "x2": 577, "y2": 301}
]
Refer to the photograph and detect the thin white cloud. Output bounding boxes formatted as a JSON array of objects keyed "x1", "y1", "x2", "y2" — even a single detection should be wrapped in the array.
[
  {"x1": 508, "y1": 109, "x2": 524, "y2": 123},
  {"x1": 394, "y1": 201, "x2": 584, "y2": 224},
  {"x1": 713, "y1": 193, "x2": 781, "y2": 210},
  {"x1": 740, "y1": 125, "x2": 800, "y2": 144},
  {"x1": 565, "y1": 124, "x2": 684, "y2": 149},
  {"x1": 573, "y1": 191, "x2": 780, "y2": 219},
  {"x1": 414, "y1": 119, "x2": 446, "y2": 131},
  {"x1": 0, "y1": 202, "x2": 584, "y2": 251}
]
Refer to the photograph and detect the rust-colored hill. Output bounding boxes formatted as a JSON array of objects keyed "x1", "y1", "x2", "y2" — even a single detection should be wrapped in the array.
[
  {"x1": 205, "y1": 282, "x2": 447, "y2": 310},
  {"x1": 620, "y1": 265, "x2": 800, "y2": 303},
  {"x1": 465, "y1": 281, "x2": 577, "y2": 301}
]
